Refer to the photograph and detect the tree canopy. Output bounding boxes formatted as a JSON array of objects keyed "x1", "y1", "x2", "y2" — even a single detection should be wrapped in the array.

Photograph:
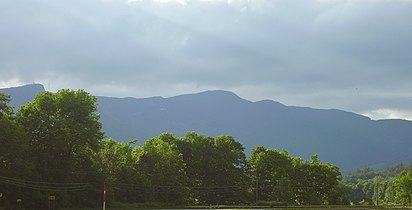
[{"x1": 5, "y1": 88, "x2": 412, "y2": 209}]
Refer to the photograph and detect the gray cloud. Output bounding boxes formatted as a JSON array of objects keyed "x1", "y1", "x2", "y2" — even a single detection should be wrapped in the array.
[{"x1": 0, "y1": 0, "x2": 411, "y2": 119}]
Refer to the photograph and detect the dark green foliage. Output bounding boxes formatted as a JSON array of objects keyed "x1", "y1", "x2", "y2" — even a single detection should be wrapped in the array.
[
  {"x1": 249, "y1": 147, "x2": 345, "y2": 206},
  {"x1": 0, "y1": 92, "x2": 13, "y2": 116},
  {"x1": 177, "y1": 132, "x2": 249, "y2": 205},
  {"x1": 396, "y1": 169, "x2": 412, "y2": 205},
  {"x1": 2, "y1": 90, "x2": 104, "y2": 209},
  {"x1": 342, "y1": 163, "x2": 412, "y2": 206},
  {"x1": 249, "y1": 147, "x2": 294, "y2": 204},
  {"x1": 0, "y1": 93, "x2": 32, "y2": 209},
  {"x1": 1, "y1": 89, "x2": 349, "y2": 209},
  {"x1": 135, "y1": 136, "x2": 187, "y2": 204}
]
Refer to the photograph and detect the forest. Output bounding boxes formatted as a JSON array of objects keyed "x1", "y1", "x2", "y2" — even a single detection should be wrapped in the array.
[{"x1": 1, "y1": 89, "x2": 412, "y2": 209}]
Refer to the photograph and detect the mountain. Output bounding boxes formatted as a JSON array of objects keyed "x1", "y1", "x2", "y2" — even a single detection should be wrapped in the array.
[
  {"x1": 0, "y1": 84, "x2": 45, "y2": 110},
  {"x1": 2, "y1": 84, "x2": 412, "y2": 171}
]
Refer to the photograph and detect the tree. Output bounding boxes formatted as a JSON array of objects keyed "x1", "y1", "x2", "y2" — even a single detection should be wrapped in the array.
[
  {"x1": 0, "y1": 92, "x2": 31, "y2": 209},
  {"x1": 0, "y1": 92, "x2": 13, "y2": 116},
  {"x1": 341, "y1": 163, "x2": 412, "y2": 206},
  {"x1": 208, "y1": 135, "x2": 248, "y2": 204},
  {"x1": 16, "y1": 89, "x2": 104, "y2": 208},
  {"x1": 177, "y1": 132, "x2": 248, "y2": 205},
  {"x1": 396, "y1": 169, "x2": 412, "y2": 205},
  {"x1": 291, "y1": 155, "x2": 344, "y2": 205},
  {"x1": 178, "y1": 132, "x2": 215, "y2": 204},
  {"x1": 135, "y1": 135, "x2": 187, "y2": 204},
  {"x1": 0, "y1": 93, "x2": 25, "y2": 174},
  {"x1": 94, "y1": 138, "x2": 140, "y2": 203},
  {"x1": 248, "y1": 146, "x2": 294, "y2": 205}
]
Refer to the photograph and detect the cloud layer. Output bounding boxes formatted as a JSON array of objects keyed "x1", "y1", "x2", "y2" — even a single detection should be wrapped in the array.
[{"x1": 1, "y1": 0, "x2": 411, "y2": 119}]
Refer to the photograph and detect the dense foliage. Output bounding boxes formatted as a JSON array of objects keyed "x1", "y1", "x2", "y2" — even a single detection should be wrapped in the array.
[
  {"x1": 342, "y1": 163, "x2": 412, "y2": 206},
  {"x1": 1, "y1": 89, "x2": 410, "y2": 209}
]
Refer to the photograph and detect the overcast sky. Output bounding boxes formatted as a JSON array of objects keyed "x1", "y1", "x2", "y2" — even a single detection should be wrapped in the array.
[{"x1": 1, "y1": 0, "x2": 411, "y2": 120}]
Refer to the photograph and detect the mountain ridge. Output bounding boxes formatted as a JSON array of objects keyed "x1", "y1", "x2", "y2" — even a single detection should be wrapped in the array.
[
  {"x1": 2, "y1": 84, "x2": 412, "y2": 171},
  {"x1": 0, "y1": 84, "x2": 46, "y2": 110}
]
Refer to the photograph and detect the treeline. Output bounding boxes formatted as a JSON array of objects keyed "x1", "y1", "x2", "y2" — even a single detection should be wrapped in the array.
[
  {"x1": 342, "y1": 163, "x2": 412, "y2": 206},
  {"x1": 0, "y1": 89, "x2": 411, "y2": 209},
  {"x1": 96, "y1": 134, "x2": 347, "y2": 206}
]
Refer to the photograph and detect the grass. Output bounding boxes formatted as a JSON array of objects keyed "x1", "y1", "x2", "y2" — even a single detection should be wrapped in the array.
[{"x1": 59, "y1": 205, "x2": 412, "y2": 210}]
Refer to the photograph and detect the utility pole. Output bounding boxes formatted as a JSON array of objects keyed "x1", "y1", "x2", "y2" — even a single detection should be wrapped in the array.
[{"x1": 103, "y1": 183, "x2": 106, "y2": 210}]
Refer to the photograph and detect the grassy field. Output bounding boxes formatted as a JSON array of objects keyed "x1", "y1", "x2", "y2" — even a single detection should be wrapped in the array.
[
  {"x1": 2, "y1": 204, "x2": 410, "y2": 210},
  {"x1": 59, "y1": 205, "x2": 412, "y2": 210},
  {"x1": 59, "y1": 208, "x2": 409, "y2": 210}
]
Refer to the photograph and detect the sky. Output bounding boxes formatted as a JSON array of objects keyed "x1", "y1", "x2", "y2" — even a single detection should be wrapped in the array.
[{"x1": 0, "y1": 0, "x2": 411, "y2": 120}]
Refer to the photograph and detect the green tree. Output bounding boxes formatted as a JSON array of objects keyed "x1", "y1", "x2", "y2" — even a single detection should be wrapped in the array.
[
  {"x1": 308, "y1": 155, "x2": 345, "y2": 205},
  {"x1": 396, "y1": 169, "x2": 412, "y2": 205},
  {"x1": 178, "y1": 132, "x2": 215, "y2": 204},
  {"x1": 16, "y1": 89, "x2": 104, "y2": 208},
  {"x1": 342, "y1": 163, "x2": 412, "y2": 205},
  {"x1": 292, "y1": 155, "x2": 344, "y2": 205},
  {"x1": 208, "y1": 135, "x2": 248, "y2": 204},
  {"x1": 248, "y1": 146, "x2": 294, "y2": 205},
  {"x1": 0, "y1": 92, "x2": 13, "y2": 116},
  {"x1": 135, "y1": 135, "x2": 187, "y2": 204},
  {"x1": 0, "y1": 93, "x2": 22, "y2": 174},
  {"x1": 94, "y1": 138, "x2": 141, "y2": 203},
  {"x1": 0, "y1": 92, "x2": 31, "y2": 209},
  {"x1": 382, "y1": 178, "x2": 397, "y2": 205},
  {"x1": 178, "y1": 132, "x2": 248, "y2": 205}
]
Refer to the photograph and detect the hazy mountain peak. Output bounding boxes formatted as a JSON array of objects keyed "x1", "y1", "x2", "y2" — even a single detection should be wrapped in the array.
[
  {"x1": 0, "y1": 84, "x2": 45, "y2": 110},
  {"x1": 172, "y1": 90, "x2": 243, "y2": 100},
  {"x1": 166, "y1": 90, "x2": 250, "y2": 107},
  {"x1": 1, "y1": 83, "x2": 45, "y2": 92},
  {"x1": 255, "y1": 99, "x2": 285, "y2": 107}
]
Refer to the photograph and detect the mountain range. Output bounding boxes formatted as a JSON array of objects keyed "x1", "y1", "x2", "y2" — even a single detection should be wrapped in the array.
[{"x1": 2, "y1": 84, "x2": 412, "y2": 171}]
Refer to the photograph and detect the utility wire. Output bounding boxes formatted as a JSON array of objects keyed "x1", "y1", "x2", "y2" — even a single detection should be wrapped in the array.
[
  {"x1": 0, "y1": 175, "x2": 91, "y2": 192},
  {"x1": 0, "y1": 175, "x2": 89, "y2": 185}
]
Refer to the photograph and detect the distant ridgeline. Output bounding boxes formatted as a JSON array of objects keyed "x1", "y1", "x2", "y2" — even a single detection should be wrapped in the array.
[
  {"x1": 1, "y1": 86, "x2": 412, "y2": 209},
  {"x1": 2, "y1": 84, "x2": 412, "y2": 172}
]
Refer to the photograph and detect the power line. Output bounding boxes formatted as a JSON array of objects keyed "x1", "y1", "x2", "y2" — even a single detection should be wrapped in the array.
[
  {"x1": 0, "y1": 175, "x2": 91, "y2": 192},
  {"x1": 0, "y1": 175, "x2": 89, "y2": 185}
]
